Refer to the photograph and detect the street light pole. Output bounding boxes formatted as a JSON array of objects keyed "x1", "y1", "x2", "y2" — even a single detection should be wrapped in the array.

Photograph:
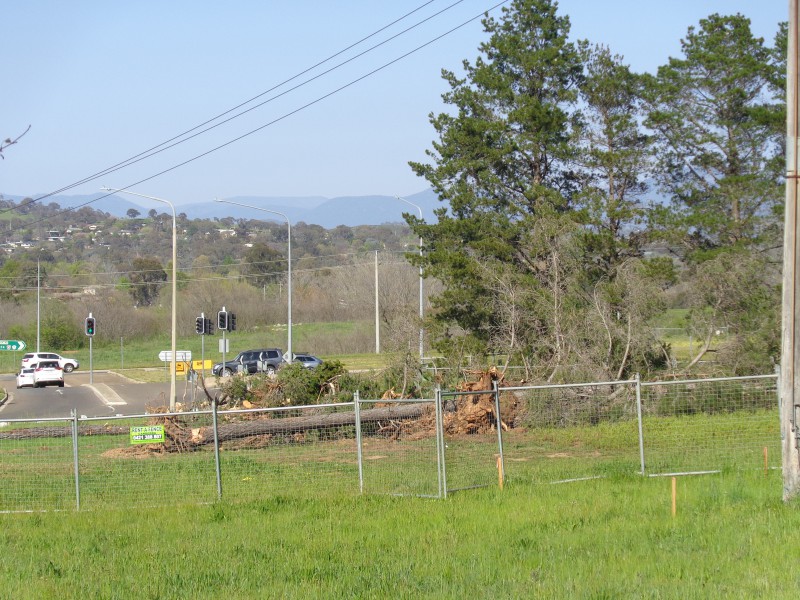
[
  {"x1": 102, "y1": 187, "x2": 178, "y2": 412},
  {"x1": 215, "y1": 199, "x2": 292, "y2": 361},
  {"x1": 395, "y1": 196, "x2": 424, "y2": 360}
]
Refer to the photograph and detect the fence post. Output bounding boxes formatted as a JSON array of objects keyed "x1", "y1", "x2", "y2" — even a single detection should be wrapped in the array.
[
  {"x1": 492, "y1": 380, "x2": 506, "y2": 487},
  {"x1": 211, "y1": 399, "x2": 222, "y2": 500},
  {"x1": 71, "y1": 409, "x2": 81, "y2": 511},
  {"x1": 636, "y1": 373, "x2": 645, "y2": 476},
  {"x1": 435, "y1": 387, "x2": 447, "y2": 499},
  {"x1": 354, "y1": 390, "x2": 364, "y2": 494}
]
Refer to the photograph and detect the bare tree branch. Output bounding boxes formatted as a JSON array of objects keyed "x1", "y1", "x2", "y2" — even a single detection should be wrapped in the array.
[{"x1": 0, "y1": 125, "x2": 31, "y2": 159}]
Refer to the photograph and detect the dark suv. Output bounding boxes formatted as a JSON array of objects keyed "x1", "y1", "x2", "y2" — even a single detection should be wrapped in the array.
[{"x1": 212, "y1": 349, "x2": 284, "y2": 377}]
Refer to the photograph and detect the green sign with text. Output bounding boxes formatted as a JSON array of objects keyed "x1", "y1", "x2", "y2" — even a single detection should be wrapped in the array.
[
  {"x1": 130, "y1": 425, "x2": 165, "y2": 445},
  {"x1": 0, "y1": 340, "x2": 26, "y2": 351}
]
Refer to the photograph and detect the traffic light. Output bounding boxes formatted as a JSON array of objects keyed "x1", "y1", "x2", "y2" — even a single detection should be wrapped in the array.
[
  {"x1": 85, "y1": 317, "x2": 96, "y2": 337},
  {"x1": 229, "y1": 312, "x2": 237, "y2": 331},
  {"x1": 217, "y1": 310, "x2": 229, "y2": 331},
  {"x1": 195, "y1": 316, "x2": 204, "y2": 334},
  {"x1": 204, "y1": 317, "x2": 213, "y2": 335}
]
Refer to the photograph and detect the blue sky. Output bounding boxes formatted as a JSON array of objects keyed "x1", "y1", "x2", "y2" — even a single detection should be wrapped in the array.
[{"x1": 1, "y1": 0, "x2": 787, "y2": 208}]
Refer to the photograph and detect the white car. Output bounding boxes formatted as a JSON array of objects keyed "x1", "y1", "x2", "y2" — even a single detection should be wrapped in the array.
[
  {"x1": 32, "y1": 361, "x2": 65, "y2": 388},
  {"x1": 21, "y1": 352, "x2": 79, "y2": 373},
  {"x1": 16, "y1": 367, "x2": 35, "y2": 389}
]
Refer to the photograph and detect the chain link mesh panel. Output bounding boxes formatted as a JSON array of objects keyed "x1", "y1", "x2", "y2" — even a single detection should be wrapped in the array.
[
  {"x1": 77, "y1": 413, "x2": 218, "y2": 510},
  {"x1": 499, "y1": 382, "x2": 641, "y2": 484},
  {"x1": 437, "y1": 387, "x2": 504, "y2": 494},
  {"x1": 0, "y1": 418, "x2": 76, "y2": 512},
  {"x1": 215, "y1": 404, "x2": 359, "y2": 500},
  {"x1": 640, "y1": 375, "x2": 780, "y2": 475},
  {"x1": 357, "y1": 398, "x2": 440, "y2": 497}
]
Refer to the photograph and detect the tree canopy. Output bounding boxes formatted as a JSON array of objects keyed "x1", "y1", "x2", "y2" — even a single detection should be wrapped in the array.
[{"x1": 409, "y1": 0, "x2": 785, "y2": 378}]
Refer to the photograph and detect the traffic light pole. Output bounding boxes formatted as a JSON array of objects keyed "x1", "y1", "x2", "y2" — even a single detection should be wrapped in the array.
[
  {"x1": 220, "y1": 306, "x2": 227, "y2": 375},
  {"x1": 201, "y1": 313, "x2": 206, "y2": 381},
  {"x1": 85, "y1": 312, "x2": 95, "y2": 385}
]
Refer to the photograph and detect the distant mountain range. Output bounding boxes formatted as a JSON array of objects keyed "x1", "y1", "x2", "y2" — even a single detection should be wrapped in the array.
[{"x1": 1, "y1": 189, "x2": 444, "y2": 228}]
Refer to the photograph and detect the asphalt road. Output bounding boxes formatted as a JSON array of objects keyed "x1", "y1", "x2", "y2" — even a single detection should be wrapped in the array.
[{"x1": 0, "y1": 371, "x2": 212, "y2": 419}]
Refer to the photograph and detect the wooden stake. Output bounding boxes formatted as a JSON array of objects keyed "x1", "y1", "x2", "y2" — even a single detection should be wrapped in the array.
[
  {"x1": 671, "y1": 477, "x2": 677, "y2": 517},
  {"x1": 496, "y1": 455, "x2": 504, "y2": 490},
  {"x1": 764, "y1": 446, "x2": 769, "y2": 476}
]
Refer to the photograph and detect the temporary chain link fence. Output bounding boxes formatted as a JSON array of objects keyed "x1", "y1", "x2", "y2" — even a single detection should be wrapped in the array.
[
  {"x1": 639, "y1": 375, "x2": 780, "y2": 476},
  {"x1": 0, "y1": 372, "x2": 782, "y2": 511},
  {"x1": 497, "y1": 378, "x2": 641, "y2": 486},
  {"x1": 354, "y1": 392, "x2": 442, "y2": 498}
]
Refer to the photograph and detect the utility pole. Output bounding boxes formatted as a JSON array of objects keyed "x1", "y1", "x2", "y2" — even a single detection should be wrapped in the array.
[
  {"x1": 375, "y1": 250, "x2": 380, "y2": 354},
  {"x1": 781, "y1": 0, "x2": 800, "y2": 501}
]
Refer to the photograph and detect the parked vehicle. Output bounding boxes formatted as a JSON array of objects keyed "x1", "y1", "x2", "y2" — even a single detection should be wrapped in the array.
[
  {"x1": 21, "y1": 352, "x2": 79, "y2": 373},
  {"x1": 16, "y1": 367, "x2": 35, "y2": 389},
  {"x1": 33, "y1": 361, "x2": 65, "y2": 388},
  {"x1": 292, "y1": 353, "x2": 323, "y2": 369},
  {"x1": 212, "y1": 349, "x2": 284, "y2": 377}
]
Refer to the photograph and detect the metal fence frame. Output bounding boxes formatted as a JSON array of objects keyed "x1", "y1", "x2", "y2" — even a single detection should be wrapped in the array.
[
  {"x1": 639, "y1": 373, "x2": 780, "y2": 477},
  {"x1": 0, "y1": 372, "x2": 783, "y2": 511}
]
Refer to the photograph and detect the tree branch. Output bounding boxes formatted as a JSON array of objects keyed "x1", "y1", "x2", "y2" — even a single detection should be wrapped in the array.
[{"x1": 0, "y1": 125, "x2": 31, "y2": 159}]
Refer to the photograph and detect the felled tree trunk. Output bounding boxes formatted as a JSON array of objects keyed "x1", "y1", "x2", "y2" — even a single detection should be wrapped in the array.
[
  {"x1": 182, "y1": 403, "x2": 428, "y2": 446},
  {"x1": 0, "y1": 425, "x2": 128, "y2": 440}
]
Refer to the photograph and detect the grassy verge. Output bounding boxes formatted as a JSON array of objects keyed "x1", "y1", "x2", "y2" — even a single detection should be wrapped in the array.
[
  {"x1": 0, "y1": 471, "x2": 796, "y2": 598},
  {"x1": 0, "y1": 321, "x2": 389, "y2": 376},
  {"x1": 0, "y1": 408, "x2": 792, "y2": 597}
]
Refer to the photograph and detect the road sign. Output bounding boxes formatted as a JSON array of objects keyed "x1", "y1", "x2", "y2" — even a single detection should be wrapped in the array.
[
  {"x1": 158, "y1": 350, "x2": 192, "y2": 362},
  {"x1": 0, "y1": 340, "x2": 26, "y2": 351}
]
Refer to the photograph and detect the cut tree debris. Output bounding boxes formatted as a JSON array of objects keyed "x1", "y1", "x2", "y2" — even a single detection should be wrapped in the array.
[
  {"x1": 2, "y1": 368, "x2": 521, "y2": 454},
  {"x1": 444, "y1": 366, "x2": 520, "y2": 435}
]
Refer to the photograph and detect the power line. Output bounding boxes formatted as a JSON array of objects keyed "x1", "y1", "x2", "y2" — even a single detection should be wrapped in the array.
[
  {"x1": 1, "y1": 0, "x2": 466, "y2": 217},
  {"x1": 2, "y1": 0, "x2": 508, "y2": 235}
]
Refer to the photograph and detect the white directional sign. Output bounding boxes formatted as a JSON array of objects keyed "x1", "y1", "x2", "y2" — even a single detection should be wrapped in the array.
[
  {"x1": 158, "y1": 350, "x2": 192, "y2": 362},
  {"x1": 0, "y1": 340, "x2": 26, "y2": 351}
]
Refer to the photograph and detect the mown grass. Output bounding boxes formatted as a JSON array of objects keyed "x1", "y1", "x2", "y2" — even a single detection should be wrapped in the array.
[
  {"x1": 0, "y1": 309, "x2": 720, "y2": 376},
  {"x1": 0, "y1": 471, "x2": 797, "y2": 598},
  {"x1": 0, "y1": 321, "x2": 388, "y2": 377},
  {"x1": 0, "y1": 406, "x2": 794, "y2": 597}
]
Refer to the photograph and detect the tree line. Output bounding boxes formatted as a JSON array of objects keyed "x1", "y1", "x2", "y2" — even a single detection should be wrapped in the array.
[
  {"x1": 406, "y1": 0, "x2": 786, "y2": 379},
  {"x1": 0, "y1": 1, "x2": 785, "y2": 378}
]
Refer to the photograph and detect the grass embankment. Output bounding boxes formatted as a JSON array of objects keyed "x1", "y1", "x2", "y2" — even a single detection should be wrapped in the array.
[
  {"x1": 0, "y1": 309, "x2": 724, "y2": 376},
  {"x1": 0, "y1": 472, "x2": 796, "y2": 598},
  {"x1": 0, "y1": 402, "x2": 788, "y2": 596},
  {"x1": 0, "y1": 321, "x2": 388, "y2": 376}
]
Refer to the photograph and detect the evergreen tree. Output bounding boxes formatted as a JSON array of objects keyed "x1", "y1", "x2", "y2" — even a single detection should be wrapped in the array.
[
  {"x1": 408, "y1": 0, "x2": 583, "y2": 358},
  {"x1": 643, "y1": 13, "x2": 784, "y2": 259}
]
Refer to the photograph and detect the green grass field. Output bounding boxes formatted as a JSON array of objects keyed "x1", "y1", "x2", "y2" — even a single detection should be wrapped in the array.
[
  {"x1": 0, "y1": 309, "x2": 724, "y2": 376},
  {"x1": 0, "y1": 471, "x2": 797, "y2": 598},
  {"x1": 0, "y1": 405, "x2": 794, "y2": 597},
  {"x1": 0, "y1": 321, "x2": 389, "y2": 377}
]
